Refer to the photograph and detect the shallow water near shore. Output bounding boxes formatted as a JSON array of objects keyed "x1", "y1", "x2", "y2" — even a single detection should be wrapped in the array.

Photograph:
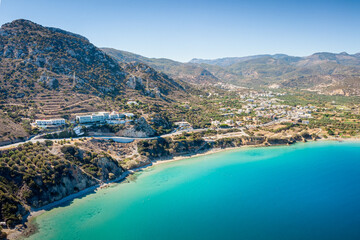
[{"x1": 27, "y1": 141, "x2": 360, "y2": 240}]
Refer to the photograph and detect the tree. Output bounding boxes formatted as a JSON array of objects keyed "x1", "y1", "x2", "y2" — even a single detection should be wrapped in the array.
[
  {"x1": 327, "y1": 129, "x2": 335, "y2": 136},
  {"x1": 45, "y1": 140, "x2": 53, "y2": 147}
]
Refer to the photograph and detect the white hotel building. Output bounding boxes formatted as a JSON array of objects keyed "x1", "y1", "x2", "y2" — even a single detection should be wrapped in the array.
[
  {"x1": 76, "y1": 111, "x2": 125, "y2": 124},
  {"x1": 35, "y1": 119, "x2": 66, "y2": 126}
]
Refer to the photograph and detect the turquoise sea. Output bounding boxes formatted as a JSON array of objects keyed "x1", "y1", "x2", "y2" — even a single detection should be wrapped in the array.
[{"x1": 28, "y1": 141, "x2": 360, "y2": 240}]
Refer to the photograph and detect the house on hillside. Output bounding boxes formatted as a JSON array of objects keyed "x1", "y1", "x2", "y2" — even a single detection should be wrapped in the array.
[
  {"x1": 124, "y1": 113, "x2": 135, "y2": 118},
  {"x1": 174, "y1": 121, "x2": 191, "y2": 128},
  {"x1": 224, "y1": 119, "x2": 234, "y2": 125},
  {"x1": 73, "y1": 126, "x2": 84, "y2": 136},
  {"x1": 127, "y1": 100, "x2": 139, "y2": 106},
  {"x1": 211, "y1": 120, "x2": 221, "y2": 127}
]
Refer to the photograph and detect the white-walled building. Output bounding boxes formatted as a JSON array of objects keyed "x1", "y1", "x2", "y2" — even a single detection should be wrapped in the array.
[
  {"x1": 109, "y1": 111, "x2": 125, "y2": 120},
  {"x1": 174, "y1": 122, "x2": 190, "y2": 127},
  {"x1": 76, "y1": 115, "x2": 92, "y2": 124},
  {"x1": 76, "y1": 111, "x2": 127, "y2": 124},
  {"x1": 124, "y1": 113, "x2": 135, "y2": 118},
  {"x1": 76, "y1": 112, "x2": 111, "y2": 124},
  {"x1": 106, "y1": 120, "x2": 126, "y2": 125},
  {"x1": 211, "y1": 120, "x2": 221, "y2": 127},
  {"x1": 127, "y1": 101, "x2": 139, "y2": 105},
  {"x1": 224, "y1": 119, "x2": 234, "y2": 125},
  {"x1": 35, "y1": 119, "x2": 66, "y2": 126},
  {"x1": 73, "y1": 126, "x2": 84, "y2": 136}
]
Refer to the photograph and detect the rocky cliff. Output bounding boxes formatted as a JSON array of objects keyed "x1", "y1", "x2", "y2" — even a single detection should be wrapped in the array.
[
  {"x1": 137, "y1": 134, "x2": 315, "y2": 161},
  {"x1": 116, "y1": 117, "x2": 157, "y2": 138},
  {"x1": 137, "y1": 137, "x2": 208, "y2": 160},
  {"x1": 0, "y1": 142, "x2": 124, "y2": 227}
]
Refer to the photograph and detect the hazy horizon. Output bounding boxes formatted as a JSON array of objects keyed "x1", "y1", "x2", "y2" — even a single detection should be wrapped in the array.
[
  {"x1": 0, "y1": 0, "x2": 359, "y2": 62},
  {"x1": 101, "y1": 47, "x2": 360, "y2": 63}
]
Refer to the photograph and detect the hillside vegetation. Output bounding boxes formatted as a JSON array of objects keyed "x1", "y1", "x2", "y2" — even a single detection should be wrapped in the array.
[
  {"x1": 193, "y1": 53, "x2": 360, "y2": 95},
  {"x1": 102, "y1": 48, "x2": 219, "y2": 84},
  {"x1": 104, "y1": 48, "x2": 360, "y2": 96},
  {"x1": 0, "y1": 141, "x2": 124, "y2": 228},
  {"x1": 0, "y1": 20, "x2": 190, "y2": 144}
]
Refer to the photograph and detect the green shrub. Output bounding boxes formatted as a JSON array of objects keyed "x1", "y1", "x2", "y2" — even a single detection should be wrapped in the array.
[{"x1": 45, "y1": 140, "x2": 53, "y2": 147}]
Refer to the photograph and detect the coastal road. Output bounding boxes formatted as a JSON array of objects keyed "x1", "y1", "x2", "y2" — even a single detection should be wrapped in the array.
[
  {"x1": 0, "y1": 135, "x2": 156, "y2": 150},
  {"x1": 0, "y1": 126, "x2": 250, "y2": 150}
]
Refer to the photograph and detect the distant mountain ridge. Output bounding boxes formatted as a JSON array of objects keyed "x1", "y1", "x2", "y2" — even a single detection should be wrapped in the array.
[
  {"x1": 190, "y1": 54, "x2": 291, "y2": 67},
  {"x1": 102, "y1": 48, "x2": 219, "y2": 84},
  {"x1": 190, "y1": 52, "x2": 360, "y2": 67},
  {"x1": 192, "y1": 52, "x2": 360, "y2": 95},
  {"x1": 104, "y1": 48, "x2": 360, "y2": 96}
]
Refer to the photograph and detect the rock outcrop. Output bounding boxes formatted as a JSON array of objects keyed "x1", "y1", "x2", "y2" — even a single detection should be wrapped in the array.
[
  {"x1": 137, "y1": 134, "x2": 316, "y2": 161},
  {"x1": 116, "y1": 117, "x2": 156, "y2": 138}
]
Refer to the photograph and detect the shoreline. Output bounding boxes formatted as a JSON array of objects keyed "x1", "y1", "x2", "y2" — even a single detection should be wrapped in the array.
[
  {"x1": 152, "y1": 136, "x2": 360, "y2": 166},
  {"x1": 8, "y1": 136, "x2": 360, "y2": 239}
]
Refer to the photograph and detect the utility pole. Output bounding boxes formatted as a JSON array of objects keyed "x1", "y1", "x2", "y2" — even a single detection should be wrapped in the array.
[{"x1": 73, "y1": 71, "x2": 76, "y2": 87}]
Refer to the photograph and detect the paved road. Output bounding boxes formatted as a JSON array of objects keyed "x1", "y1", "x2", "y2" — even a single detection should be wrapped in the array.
[
  {"x1": 0, "y1": 126, "x2": 249, "y2": 150},
  {"x1": 0, "y1": 135, "x2": 156, "y2": 150}
]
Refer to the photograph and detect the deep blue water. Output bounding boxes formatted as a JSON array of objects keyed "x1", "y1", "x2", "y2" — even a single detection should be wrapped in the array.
[{"x1": 28, "y1": 141, "x2": 360, "y2": 240}]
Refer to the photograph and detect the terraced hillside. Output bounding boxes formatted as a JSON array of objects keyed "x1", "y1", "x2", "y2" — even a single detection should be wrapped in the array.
[
  {"x1": 31, "y1": 93, "x2": 100, "y2": 118},
  {"x1": 0, "y1": 19, "x2": 190, "y2": 144}
]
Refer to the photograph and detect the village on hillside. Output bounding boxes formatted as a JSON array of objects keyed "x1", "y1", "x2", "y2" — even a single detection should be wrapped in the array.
[{"x1": 29, "y1": 90, "x2": 320, "y2": 139}]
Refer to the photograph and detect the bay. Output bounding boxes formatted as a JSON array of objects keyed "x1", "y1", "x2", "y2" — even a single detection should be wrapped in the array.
[{"x1": 28, "y1": 141, "x2": 360, "y2": 240}]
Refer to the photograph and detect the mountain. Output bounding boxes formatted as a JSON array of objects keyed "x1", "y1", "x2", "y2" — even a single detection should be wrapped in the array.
[
  {"x1": 120, "y1": 61, "x2": 185, "y2": 97},
  {"x1": 0, "y1": 20, "x2": 186, "y2": 99},
  {"x1": 192, "y1": 52, "x2": 360, "y2": 95},
  {"x1": 190, "y1": 54, "x2": 287, "y2": 67},
  {"x1": 0, "y1": 19, "x2": 128, "y2": 97},
  {"x1": 104, "y1": 48, "x2": 360, "y2": 96},
  {"x1": 102, "y1": 48, "x2": 219, "y2": 84},
  {"x1": 0, "y1": 19, "x2": 189, "y2": 144},
  {"x1": 191, "y1": 52, "x2": 360, "y2": 68}
]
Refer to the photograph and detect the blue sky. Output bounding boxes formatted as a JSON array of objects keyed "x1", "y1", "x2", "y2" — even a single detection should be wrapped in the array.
[{"x1": 0, "y1": 0, "x2": 359, "y2": 62}]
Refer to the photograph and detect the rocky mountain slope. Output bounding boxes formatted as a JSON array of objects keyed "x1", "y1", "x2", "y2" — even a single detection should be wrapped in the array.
[
  {"x1": 121, "y1": 62, "x2": 185, "y2": 97},
  {"x1": 0, "y1": 19, "x2": 189, "y2": 144},
  {"x1": 104, "y1": 47, "x2": 360, "y2": 96},
  {"x1": 192, "y1": 52, "x2": 360, "y2": 95},
  {"x1": 0, "y1": 19, "x2": 187, "y2": 100},
  {"x1": 0, "y1": 19, "x2": 127, "y2": 98},
  {"x1": 102, "y1": 48, "x2": 219, "y2": 84}
]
